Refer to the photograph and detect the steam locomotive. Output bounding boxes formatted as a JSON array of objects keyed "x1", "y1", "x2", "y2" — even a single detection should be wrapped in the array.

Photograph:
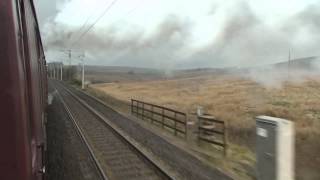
[{"x1": 0, "y1": 0, "x2": 47, "y2": 180}]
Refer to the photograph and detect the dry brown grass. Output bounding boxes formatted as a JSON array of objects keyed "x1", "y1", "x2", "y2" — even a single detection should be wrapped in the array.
[{"x1": 91, "y1": 75, "x2": 320, "y2": 180}]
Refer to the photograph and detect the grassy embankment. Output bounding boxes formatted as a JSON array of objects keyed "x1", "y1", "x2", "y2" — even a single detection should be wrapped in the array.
[{"x1": 87, "y1": 75, "x2": 320, "y2": 180}]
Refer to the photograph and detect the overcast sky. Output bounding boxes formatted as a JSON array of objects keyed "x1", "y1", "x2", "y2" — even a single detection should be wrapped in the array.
[{"x1": 34, "y1": 0, "x2": 320, "y2": 69}]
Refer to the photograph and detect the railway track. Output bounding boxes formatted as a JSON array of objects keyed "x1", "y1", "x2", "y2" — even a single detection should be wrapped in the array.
[
  {"x1": 52, "y1": 81, "x2": 172, "y2": 180},
  {"x1": 53, "y1": 80, "x2": 233, "y2": 180},
  {"x1": 54, "y1": 89, "x2": 108, "y2": 180}
]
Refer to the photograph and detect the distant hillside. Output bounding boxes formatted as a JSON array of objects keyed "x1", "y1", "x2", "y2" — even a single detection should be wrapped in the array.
[
  {"x1": 84, "y1": 66, "x2": 167, "y2": 83},
  {"x1": 272, "y1": 56, "x2": 319, "y2": 70},
  {"x1": 83, "y1": 56, "x2": 319, "y2": 84},
  {"x1": 85, "y1": 66, "x2": 163, "y2": 74}
]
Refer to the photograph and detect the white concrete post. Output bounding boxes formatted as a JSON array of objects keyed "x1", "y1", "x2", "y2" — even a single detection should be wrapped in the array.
[
  {"x1": 81, "y1": 57, "x2": 85, "y2": 89},
  {"x1": 53, "y1": 67, "x2": 56, "y2": 80},
  {"x1": 60, "y1": 64, "x2": 63, "y2": 81}
]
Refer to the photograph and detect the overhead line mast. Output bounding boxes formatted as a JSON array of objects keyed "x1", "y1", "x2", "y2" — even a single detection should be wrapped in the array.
[{"x1": 59, "y1": 0, "x2": 124, "y2": 86}]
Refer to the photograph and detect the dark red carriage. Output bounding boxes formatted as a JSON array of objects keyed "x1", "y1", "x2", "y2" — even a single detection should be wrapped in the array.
[{"x1": 0, "y1": 0, "x2": 47, "y2": 179}]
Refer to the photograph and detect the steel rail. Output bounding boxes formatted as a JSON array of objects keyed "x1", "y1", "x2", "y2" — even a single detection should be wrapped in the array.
[
  {"x1": 55, "y1": 81, "x2": 174, "y2": 180},
  {"x1": 54, "y1": 86, "x2": 109, "y2": 180}
]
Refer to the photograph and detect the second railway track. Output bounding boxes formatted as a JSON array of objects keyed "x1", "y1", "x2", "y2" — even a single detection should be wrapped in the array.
[{"x1": 52, "y1": 81, "x2": 171, "y2": 180}]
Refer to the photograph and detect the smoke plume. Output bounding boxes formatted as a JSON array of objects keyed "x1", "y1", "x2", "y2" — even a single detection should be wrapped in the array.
[{"x1": 39, "y1": 0, "x2": 320, "y2": 86}]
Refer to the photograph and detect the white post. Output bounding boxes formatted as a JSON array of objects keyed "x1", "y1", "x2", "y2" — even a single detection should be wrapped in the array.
[
  {"x1": 53, "y1": 67, "x2": 56, "y2": 80},
  {"x1": 60, "y1": 64, "x2": 63, "y2": 81},
  {"x1": 68, "y1": 49, "x2": 72, "y2": 66},
  {"x1": 81, "y1": 58, "x2": 85, "y2": 89}
]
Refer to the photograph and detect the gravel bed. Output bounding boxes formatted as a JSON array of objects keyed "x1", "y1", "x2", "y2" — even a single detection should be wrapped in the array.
[
  {"x1": 55, "y1": 81, "x2": 168, "y2": 180},
  {"x1": 46, "y1": 84, "x2": 102, "y2": 180}
]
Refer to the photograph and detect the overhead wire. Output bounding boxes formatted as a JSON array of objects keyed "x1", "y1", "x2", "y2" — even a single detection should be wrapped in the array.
[
  {"x1": 65, "y1": 0, "x2": 143, "y2": 66},
  {"x1": 68, "y1": 15, "x2": 95, "y2": 44},
  {"x1": 68, "y1": 0, "x2": 114, "y2": 44},
  {"x1": 108, "y1": 1, "x2": 141, "y2": 26},
  {"x1": 70, "y1": 0, "x2": 119, "y2": 48}
]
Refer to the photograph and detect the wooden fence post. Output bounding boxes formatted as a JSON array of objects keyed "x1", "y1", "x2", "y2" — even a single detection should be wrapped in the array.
[
  {"x1": 130, "y1": 99, "x2": 188, "y2": 138},
  {"x1": 223, "y1": 122, "x2": 227, "y2": 157},
  {"x1": 162, "y1": 108, "x2": 164, "y2": 128},
  {"x1": 137, "y1": 101, "x2": 141, "y2": 117},
  {"x1": 198, "y1": 116, "x2": 201, "y2": 140},
  {"x1": 174, "y1": 113, "x2": 177, "y2": 136},
  {"x1": 151, "y1": 105, "x2": 154, "y2": 124},
  {"x1": 136, "y1": 101, "x2": 138, "y2": 115},
  {"x1": 142, "y1": 103, "x2": 145, "y2": 120},
  {"x1": 197, "y1": 115, "x2": 227, "y2": 156},
  {"x1": 185, "y1": 115, "x2": 187, "y2": 138}
]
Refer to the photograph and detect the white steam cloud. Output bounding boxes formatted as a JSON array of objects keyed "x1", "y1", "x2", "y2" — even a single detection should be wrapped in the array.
[
  {"x1": 36, "y1": 0, "x2": 320, "y2": 87},
  {"x1": 40, "y1": 1, "x2": 320, "y2": 66}
]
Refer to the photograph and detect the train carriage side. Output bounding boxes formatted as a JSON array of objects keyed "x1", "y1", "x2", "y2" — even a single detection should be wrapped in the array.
[{"x1": 0, "y1": 0, "x2": 47, "y2": 180}]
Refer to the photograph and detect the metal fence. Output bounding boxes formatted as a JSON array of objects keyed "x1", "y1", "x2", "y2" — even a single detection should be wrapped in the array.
[
  {"x1": 131, "y1": 99, "x2": 187, "y2": 137},
  {"x1": 198, "y1": 115, "x2": 227, "y2": 156}
]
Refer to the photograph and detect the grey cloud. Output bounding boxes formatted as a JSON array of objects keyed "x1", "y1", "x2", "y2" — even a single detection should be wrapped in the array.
[
  {"x1": 34, "y1": 0, "x2": 70, "y2": 27},
  {"x1": 182, "y1": 1, "x2": 320, "y2": 69},
  {"x1": 182, "y1": 2, "x2": 290, "y2": 68},
  {"x1": 42, "y1": 1, "x2": 320, "y2": 70},
  {"x1": 44, "y1": 15, "x2": 192, "y2": 68}
]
